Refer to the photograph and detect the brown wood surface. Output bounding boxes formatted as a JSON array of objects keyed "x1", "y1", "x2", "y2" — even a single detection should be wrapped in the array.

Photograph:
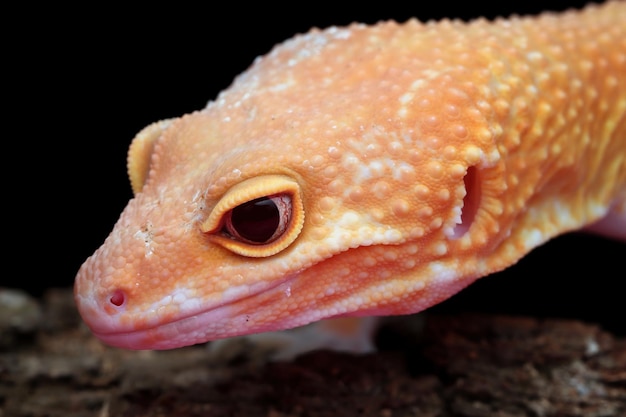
[{"x1": 1, "y1": 288, "x2": 624, "y2": 417}]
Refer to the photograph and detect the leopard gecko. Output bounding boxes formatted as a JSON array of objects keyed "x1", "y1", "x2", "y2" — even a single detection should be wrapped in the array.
[{"x1": 75, "y1": 1, "x2": 626, "y2": 353}]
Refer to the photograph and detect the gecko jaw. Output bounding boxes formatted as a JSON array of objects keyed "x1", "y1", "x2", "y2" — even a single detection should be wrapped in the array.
[{"x1": 81, "y1": 273, "x2": 301, "y2": 350}]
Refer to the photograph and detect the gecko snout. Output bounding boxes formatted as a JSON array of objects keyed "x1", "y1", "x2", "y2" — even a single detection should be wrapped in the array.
[{"x1": 108, "y1": 289, "x2": 127, "y2": 308}]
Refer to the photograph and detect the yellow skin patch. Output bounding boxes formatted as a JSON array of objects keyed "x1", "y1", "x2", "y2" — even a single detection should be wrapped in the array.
[{"x1": 75, "y1": 2, "x2": 626, "y2": 350}]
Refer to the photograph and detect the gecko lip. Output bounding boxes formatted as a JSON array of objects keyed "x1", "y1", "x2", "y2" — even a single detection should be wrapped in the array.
[{"x1": 87, "y1": 273, "x2": 299, "y2": 350}]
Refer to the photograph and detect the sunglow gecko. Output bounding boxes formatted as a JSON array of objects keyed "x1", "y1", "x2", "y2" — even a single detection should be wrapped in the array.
[{"x1": 74, "y1": 2, "x2": 626, "y2": 353}]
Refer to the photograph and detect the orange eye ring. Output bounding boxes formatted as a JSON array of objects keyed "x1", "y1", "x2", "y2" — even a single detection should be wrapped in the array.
[{"x1": 201, "y1": 175, "x2": 305, "y2": 257}]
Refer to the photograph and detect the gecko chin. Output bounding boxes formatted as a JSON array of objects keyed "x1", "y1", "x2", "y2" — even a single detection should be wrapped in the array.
[{"x1": 78, "y1": 273, "x2": 303, "y2": 350}]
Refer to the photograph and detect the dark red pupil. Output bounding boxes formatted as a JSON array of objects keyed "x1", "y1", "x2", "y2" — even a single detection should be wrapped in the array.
[{"x1": 230, "y1": 197, "x2": 280, "y2": 243}]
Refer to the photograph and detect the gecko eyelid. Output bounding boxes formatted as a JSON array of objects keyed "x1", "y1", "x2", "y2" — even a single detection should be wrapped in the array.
[{"x1": 201, "y1": 175, "x2": 305, "y2": 257}]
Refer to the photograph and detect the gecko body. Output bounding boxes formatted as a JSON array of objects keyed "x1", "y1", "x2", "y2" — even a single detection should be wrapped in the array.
[{"x1": 75, "y1": 2, "x2": 626, "y2": 350}]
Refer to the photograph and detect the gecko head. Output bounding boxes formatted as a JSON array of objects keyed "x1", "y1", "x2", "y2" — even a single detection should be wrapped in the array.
[{"x1": 75, "y1": 21, "x2": 504, "y2": 350}]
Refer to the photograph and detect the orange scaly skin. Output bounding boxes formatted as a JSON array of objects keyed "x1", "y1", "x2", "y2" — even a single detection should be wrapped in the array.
[{"x1": 75, "y1": 2, "x2": 626, "y2": 350}]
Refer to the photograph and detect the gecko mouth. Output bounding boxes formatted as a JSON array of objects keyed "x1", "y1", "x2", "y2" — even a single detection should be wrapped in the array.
[{"x1": 87, "y1": 273, "x2": 300, "y2": 350}]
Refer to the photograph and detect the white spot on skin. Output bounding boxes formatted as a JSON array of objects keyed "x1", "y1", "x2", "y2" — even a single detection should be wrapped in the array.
[
  {"x1": 383, "y1": 229, "x2": 403, "y2": 241},
  {"x1": 181, "y1": 297, "x2": 203, "y2": 312},
  {"x1": 134, "y1": 224, "x2": 154, "y2": 257},
  {"x1": 347, "y1": 155, "x2": 413, "y2": 186},
  {"x1": 222, "y1": 285, "x2": 251, "y2": 302},
  {"x1": 329, "y1": 26, "x2": 354, "y2": 39},
  {"x1": 392, "y1": 163, "x2": 415, "y2": 182},
  {"x1": 269, "y1": 80, "x2": 295, "y2": 92},
  {"x1": 173, "y1": 292, "x2": 186, "y2": 304},
  {"x1": 139, "y1": 288, "x2": 208, "y2": 323},
  {"x1": 277, "y1": 27, "x2": 353, "y2": 67},
  {"x1": 338, "y1": 211, "x2": 361, "y2": 229},
  {"x1": 399, "y1": 92, "x2": 414, "y2": 104},
  {"x1": 522, "y1": 229, "x2": 544, "y2": 250},
  {"x1": 427, "y1": 261, "x2": 459, "y2": 283},
  {"x1": 314, "y1": 209, "x2": 405, "y2": 252},
  {"x1": 432, "y1": 242, "x2": 448, "y2": 256}
]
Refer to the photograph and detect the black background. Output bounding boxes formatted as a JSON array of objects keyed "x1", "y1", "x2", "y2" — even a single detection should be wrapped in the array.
[{"x1": 8, "y1": 1, "x2": 623, "y2": 335}]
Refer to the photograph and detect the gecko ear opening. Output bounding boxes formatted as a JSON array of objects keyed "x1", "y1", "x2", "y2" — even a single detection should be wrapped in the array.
[
  {"x1": 127, "y1": 119, "x2": 175, "y2": 194},
  {"x1": 452, "y1": 165, "x2": 480, "y2": 239}
]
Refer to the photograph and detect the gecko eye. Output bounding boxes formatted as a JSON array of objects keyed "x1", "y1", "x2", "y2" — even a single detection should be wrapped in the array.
[
  {"x1": 201, "y1": 175, "x2": 305, "y2": 257},
  {"x1": 222, "y1": 195, "x2": 292, "y2": 244}
]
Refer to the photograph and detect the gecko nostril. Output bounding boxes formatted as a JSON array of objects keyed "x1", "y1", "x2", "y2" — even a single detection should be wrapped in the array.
[
  {"x1": 452, "y1": 165, "x2": 481, "y2": 239},
  {"x1": 109, "y1": 290, "x2": 127, "y2": 307}
]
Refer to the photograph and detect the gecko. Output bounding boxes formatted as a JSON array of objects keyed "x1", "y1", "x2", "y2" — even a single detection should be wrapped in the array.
[{"x1": 74, "y1": 1, "x2": 626, "y2": 355}]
